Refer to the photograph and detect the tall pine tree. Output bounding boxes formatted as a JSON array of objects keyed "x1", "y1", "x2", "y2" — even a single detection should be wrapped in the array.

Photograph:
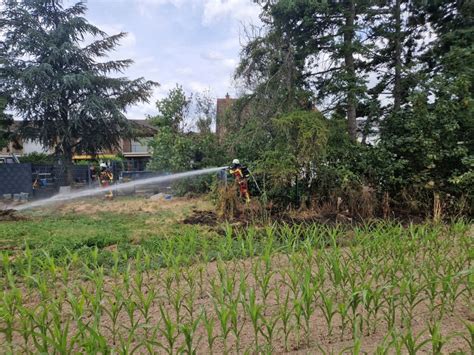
[
  {"x1": 1, "y1": 0, "x2": 157, "y2": 181},
  {"x1": 243, "y1": 0, "x2": 372, "y2": 141}
]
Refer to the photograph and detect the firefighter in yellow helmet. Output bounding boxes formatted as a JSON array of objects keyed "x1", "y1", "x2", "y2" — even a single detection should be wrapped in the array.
[
  {"x1": 99, "y1": 163, "x2": 114, "y2": 199},
  {"x1": 229, "y1": 159, "x2": 250, "y2": 203}
]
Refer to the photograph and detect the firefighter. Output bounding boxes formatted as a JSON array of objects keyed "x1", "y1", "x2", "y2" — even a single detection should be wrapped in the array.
[
  {"x1": 228, "y1": 159, "x2": 251, "y2": 203},
  {"x1": 99, "y1": 163, "x2": 114, "y2": 199}
]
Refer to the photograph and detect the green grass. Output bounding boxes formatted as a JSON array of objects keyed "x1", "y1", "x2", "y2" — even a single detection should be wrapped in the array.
[
  {"x1": 0, "y1": 204, "x2": 340, "y2": 272},
  {"x1": 0, "y1": 214, "x2": 137, "y2": 254},
  {"x1": 0, "y1": 202, "x2": 219, "y2": 269}
]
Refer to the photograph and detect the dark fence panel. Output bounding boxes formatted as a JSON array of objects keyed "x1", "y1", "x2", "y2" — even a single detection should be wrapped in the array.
[
  {"x1": 0, "y1": 163, "x2": 33, "y2": 195},
  {"x1": 31, "y1": 164, "x2": 59, "y2": 199},
  {"x1": 1, "y1": 163, "x2": 162, "y2": 199},
  {"x1": 52, "y1": 165, "x2": 91, "y2": 186}
]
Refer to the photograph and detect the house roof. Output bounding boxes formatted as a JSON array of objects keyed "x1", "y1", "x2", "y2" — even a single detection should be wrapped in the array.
[{"x1": 129, "y1": 119, "x2": 158, "y2": 137}]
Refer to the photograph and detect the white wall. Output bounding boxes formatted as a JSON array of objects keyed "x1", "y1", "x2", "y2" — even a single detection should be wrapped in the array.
[{"x1": 22, "y1": 140, "x2": 53, "y2": 155}]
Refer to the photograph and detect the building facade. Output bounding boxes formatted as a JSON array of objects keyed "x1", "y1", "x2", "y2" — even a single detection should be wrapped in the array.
[{"x1": 0, "y1": 119, "x2": 157, "y2": 171}]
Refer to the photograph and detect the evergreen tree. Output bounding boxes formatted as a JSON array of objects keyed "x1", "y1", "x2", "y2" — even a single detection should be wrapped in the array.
[
  {"x1": 424, "y1": 0, "x2": 473, "y2": 80},
  {"x1": 240, "y1": 0, "x2": 372, "y2": 141},
  {"x1": 0, "y1": 95, "x2": 14, "y2": 150},
  {"x1": 379, "y1": 0, "x2": 473, "y2": 208},
  {"x1": 364, "y1": 0, "x2": 418, "y2": 112},
  {"x1": 1, "y1": 0, "x2": 157, "y2": 180}
]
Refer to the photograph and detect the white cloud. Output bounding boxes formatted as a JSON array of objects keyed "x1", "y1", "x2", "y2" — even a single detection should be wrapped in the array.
[
  {"x1": 176, "y1": 67, "x2": 193, "y2": 75},
  {"x1": 131, "y1": 0, "x2": 260, "y2": 26},
  {"x1": 188, "y1": 81, "x2": 210, "y2": 93},
  {"x1": 201, "y1": 50, "x2": 237, "y2": 69},
  {"x1": 78, "y1": 0, "x2": 254, "y2": 119},
  {"x1": 135, "y1": 0, "x2": 189, "y2": 6},
  {"x1": 201, "y1": 50, "x2": 224, "y2": 61},
  {"x1": 202, "y1": 0, "x2": 260, "y2": 26},
  {"x1": 134, "y1": 56, "x2": 156, "y2": 67},
  {"x1": 223, "y1": 58, "x2": 237, "y2": 69},
  {"x1": 121, "y1": 32, "x2": 137, "y2": 48},
  {"x1": 134, "y1": 0, "x2": 195, "y2": 17}
]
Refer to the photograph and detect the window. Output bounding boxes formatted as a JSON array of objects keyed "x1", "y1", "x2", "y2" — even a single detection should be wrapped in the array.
[{"x1": 131, "y1": 139, "x2": 150, "y2": 153}]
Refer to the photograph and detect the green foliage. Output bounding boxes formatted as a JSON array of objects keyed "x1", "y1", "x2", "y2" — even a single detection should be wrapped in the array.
[
  {"x1": 148, "y1": 128, "x2": 225, "y2": 194},
  {"x1": 74, "y1": 155, "x2": 124, "y2": 168},
  {"x1": 194, "y1": 90, "x2": 215, "y2": 134},
  {"x1": 149, "y1": 89, "x2": 226, "y2": 170},
  {"x1": 150, "y1": 85, "x2": 190, "y2": 131},
  {"x1": 226, "y1": 0, "x2": 474, "y2": 216},
  {"x1": 172, "y1": 175, "x2": 217, "y2": 197},
  {"x1": 381, "y1": 76, "x2": 474, "y2": 204},
  {"x1": 259, "y1": 110, "x2": 327, "y2": 185},
  {"x1": 19, "y1": 152, "x2": 54, "y2": 165},
  {"x1": 147, "y1": 86, "x2": 226, "y2": 194},
  {"x1": 148, "y1": 127, "x2": 195, "y2": 172}
]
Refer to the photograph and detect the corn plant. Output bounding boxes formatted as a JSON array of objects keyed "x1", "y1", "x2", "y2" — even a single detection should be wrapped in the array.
[
  {"x1": 213, "y1": 299, "x2": 232, "y2": 354},
  {"x1": 276, "y1": 289, "x2": 294, "y2": 352},
  {"x1": 252, "y1": 260, "x2": 274, "y2": 308},
  {"x1": 157, "y1": 303, "x2": 179, "y2": 355},
  {"x1": 227, "y1": 280, "x2": 245, "y2": 353},
  {"x1": 398, "y1": 328, "x2": 431, "y2": 355},
  {"x1": 260, "y1": 312, "x2": 280, "y2": 353},
  {"x1": 319, "y1": 289, "x2": 336, "y2": 337},
  {"x1": 245, "y1": 287, "x2": 262, "y2": 351},
  {"x1": 299, "y1": 268, "x2": 318, "y2": 345},
  {"x1": 374, "y1": 333, "x2": 392, "y2": 355},
  {"x1": 179, "y1": 311, "x2": 202, "y2": 355},
  {"x1": 455, "y1": 319, "x2": 474, "y2": 351},
  {"x1": 428, "y1": 322, "x2": 451, "y2": 354},
  {"x1": 399, "y1": 277, "x2": 425, "y2": 328},
  {"x1": 182, "y1": 268, "x2": 199, "y2": 322},
  {"x1": 337, "y1": 300, "x2": 350, "y2": 340},
  {"x1": 202, "y1": 308, "x2": 218, "y2": 354},
  {"x1": 293, "y1": 298, "x2": 304, "y2": 347}
]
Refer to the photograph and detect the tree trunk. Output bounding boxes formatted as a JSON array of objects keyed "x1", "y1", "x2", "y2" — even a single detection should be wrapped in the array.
[
  {"x1": 344, "y1": 0, "x2": 358, "y2": 141},
  {"x1": 393, "y1": 0, "x2": 402, "y2": 111},
  {"x1": 60, "y1": 95, "x2": 74, "y2": 186},
  {"x1": 61, "y1": 146, "x2": 74, "y2": 186}
]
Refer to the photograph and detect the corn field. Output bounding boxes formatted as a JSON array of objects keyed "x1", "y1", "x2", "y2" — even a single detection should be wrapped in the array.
[{"x1": 1, "y1": 221, "x2": 472, "y2": 353}]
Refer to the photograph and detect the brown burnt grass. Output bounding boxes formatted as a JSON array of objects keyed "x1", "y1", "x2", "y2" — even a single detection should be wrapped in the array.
[{"x1": 0, "y1": 209, "x2": 27, "y2": 222}]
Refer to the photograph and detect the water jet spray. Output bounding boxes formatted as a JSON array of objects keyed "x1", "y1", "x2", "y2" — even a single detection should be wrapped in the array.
[{"x1": 14, "y1": 166, "x2": 227, "y2": 211}]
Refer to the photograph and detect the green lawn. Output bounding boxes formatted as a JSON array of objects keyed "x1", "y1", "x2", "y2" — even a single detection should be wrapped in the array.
[{"x1": 0, "y1": 197, "x2": 219, "y2": 268}]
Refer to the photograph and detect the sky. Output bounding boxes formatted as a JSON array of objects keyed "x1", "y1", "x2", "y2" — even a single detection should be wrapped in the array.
[{"x1": 75, "y1": 0, "x2": 261, "y2": 120}]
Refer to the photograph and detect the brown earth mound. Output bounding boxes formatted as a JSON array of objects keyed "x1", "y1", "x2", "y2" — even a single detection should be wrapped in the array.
[
  {"x1": 183, "y1": 207, "x2": 356, "y2": 228},
  {"x1": 183, "y1": 208, "x2": 256, "y2": 227},
  {"x1": 182, "y1": 210, "x2": 218, "y2": 226},
  {"x1": 0, "y1": 209, "x2": 27, "y2": 222}
]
